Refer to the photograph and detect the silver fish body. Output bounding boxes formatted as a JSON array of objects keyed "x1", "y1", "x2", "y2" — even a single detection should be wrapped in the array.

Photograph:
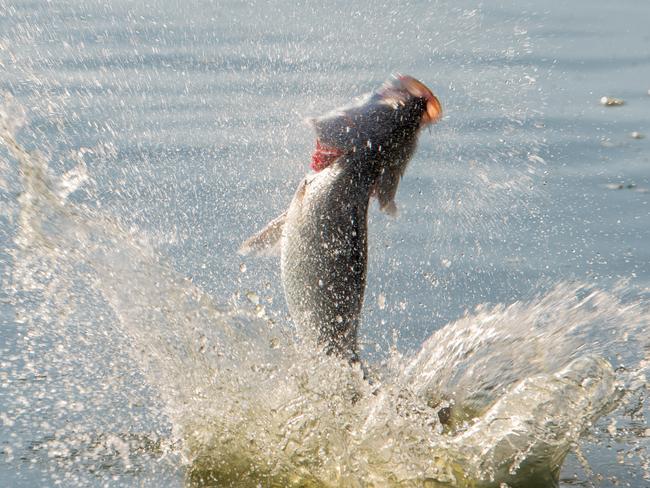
[
  {"x1": 241, "y1": 75, "x2": 442, "y2": 362},
  {"x1": 281, "y1": 162, "x2": 370, "y2": 361}
]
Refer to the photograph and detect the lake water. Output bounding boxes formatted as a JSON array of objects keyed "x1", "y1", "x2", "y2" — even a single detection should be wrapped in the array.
[{"x1": 1, "y1": 0, "x2": 649, "y2": 486}]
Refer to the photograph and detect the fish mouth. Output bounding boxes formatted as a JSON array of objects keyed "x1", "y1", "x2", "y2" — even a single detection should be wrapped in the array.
[{"x1": 382, "y1": 74, "x2": 443, "y2": 127}]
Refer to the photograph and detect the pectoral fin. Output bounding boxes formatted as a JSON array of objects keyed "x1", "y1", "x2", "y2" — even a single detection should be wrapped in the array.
[
  {"x1": 373, "y1": 164, "x2": 403, "y2": 217},
  {"x1": 379, "y1": 199, "x2": 398, "y2": 217},
  {"x1": 238, "y1": 211, "x2": 287, "y2": 256}
]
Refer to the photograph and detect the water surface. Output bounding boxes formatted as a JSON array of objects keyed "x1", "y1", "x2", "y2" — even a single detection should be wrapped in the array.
[{"x1": 1, "y1": 0, "x2": 649, "y2": 486}]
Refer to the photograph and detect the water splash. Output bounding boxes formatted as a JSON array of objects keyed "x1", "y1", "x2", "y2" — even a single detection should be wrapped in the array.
[{"x1": 2, "y1": 111, "x2": 649, "y2": 487}]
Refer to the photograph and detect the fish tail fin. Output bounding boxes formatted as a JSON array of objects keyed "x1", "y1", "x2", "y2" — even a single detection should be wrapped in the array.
[{"x1": 238, "y1": 211, "x2": 287, "y2": 257}]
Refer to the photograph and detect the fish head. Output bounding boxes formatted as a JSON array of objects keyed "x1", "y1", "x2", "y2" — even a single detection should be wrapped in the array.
[
  {"x1": 309, "y1": 75, "x2": 442, "y2": 214},
  {"x1": 310, "y1": 75, "x2": 442, "y2": 169},
  {"x1": 310, "y1": 74, "x2": 442, "y2": 214},
  {"x1": 370, "y1": 75, "x2": 443, "y2": 214}
]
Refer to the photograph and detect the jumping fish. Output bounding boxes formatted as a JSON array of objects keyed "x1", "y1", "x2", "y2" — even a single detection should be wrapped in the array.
[{"x1": 240, "y1": 75, "x2": 442, "y2": 363}]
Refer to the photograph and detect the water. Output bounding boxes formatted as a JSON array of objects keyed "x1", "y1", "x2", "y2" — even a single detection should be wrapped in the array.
[{"x1": 1, "y1": 0, "x2": 649, "y2": 486}]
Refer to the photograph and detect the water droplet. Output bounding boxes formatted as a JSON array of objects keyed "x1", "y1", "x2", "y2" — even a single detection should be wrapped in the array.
[
  {"x1": 377, "y1": 293, "x2": 386, "y2": 310},
  {"x1": 245, "y1": 291, "x2": 259, "y2": 305},
  {"x1": 607, "y1": 419, "x2": 617, "y2": 436}
]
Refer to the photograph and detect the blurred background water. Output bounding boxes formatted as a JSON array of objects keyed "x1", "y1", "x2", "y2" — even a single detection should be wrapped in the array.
[{"x1": 1, "y1": 0, "x2": 649, "y2": 486}]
